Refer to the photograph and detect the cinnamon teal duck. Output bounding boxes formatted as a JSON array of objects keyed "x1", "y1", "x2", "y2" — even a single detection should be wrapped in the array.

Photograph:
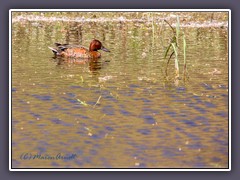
[{"x1": 48, "y1": 39, "x2": 110, "y2": 59}]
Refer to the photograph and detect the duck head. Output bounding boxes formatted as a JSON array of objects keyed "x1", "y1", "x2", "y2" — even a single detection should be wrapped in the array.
[{"x1": 89, "y1": 39, "x2": 110, "y2": 52}]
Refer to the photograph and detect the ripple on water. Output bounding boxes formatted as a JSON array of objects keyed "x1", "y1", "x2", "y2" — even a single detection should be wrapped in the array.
[
  {"x1": 203, "y1": 101, "x2": 216, "y2": 108},
  {"x1": 50, "y1": 118, "x2": 73, "y2": 126},
  {"x1": 38, "y1": 140, "x2": 50, "y2": 146},
  {"x1": 173, "y1": 98, "x2": 190, "y2": 103},
  {"x1": 30, "y1": 112, "x2": 42, "y2": 119},
  {"x1": 186, "y1": 132, "x2": 201, "y2": 141},
  {"x1": 212, "y1": 157, "x2": 221, "y2": 163},
  {"x1": 164, "y1": 111, "x2": 177, "y2": 118},
  {"x1": 194, "y1": 116, "x2": 209, "y2": 126},
  {"x1": 193, "y1": 161, "x2": 206, "y2": 168},
  {"x1": 102, "y1": 105, "x2": 115, "y2": 115},
  {"x1": 129, "y1": 84, "x2": 140, "y2": 88},
  {"x1": 213, "y1": 137, "x2": 228, "y2": 146},
  {"x1": 192, "y1": 105, "x2": 206, "y2": 114},
  {"x1": 180, "y1": 119, "x2": 197, "y2": 127},
  {"x1": 66, "y1": 92, "x2": 75, "y2": 97},
  {"x1": 134, "y1": 143, "x2": 148, "y2": 151},
  {"x1": 76, "y1": 128, "x2": 86, "y2": 135},
  {"x1": 75, "y1": 149, "x2": 83, "y2": 155},
  {"x1": 70, "y1": 85, "x2": 81, "y2": 89},
  {"x1": 192, "y1": 95, "x2": 203, "y2": 103},
  {"x1": 187, "y1": 142, "x2": 203, "y2": 150},
  {"x1": 89, "y1": 149, "x2": 98, "y2": 155},
  {"x1": 120, "y1": 109, "x2": 131, "y2": 116},
  {"x1": 37, "y1": 146, "x2": 46, "y2": 153},
  {"x1": 38, "y1": 123, "x2": 47, "y2": 127},
  {"x1": 49, "y1": 104, "x2": 61, "y2": 111},
  {"x1": 218, "y1": 85, "x2": 228, "y2": 89},
  {"x1": 82, "y1": 156, "x2": 92, "y2": 164},
  {"x1": 141, "y1": 98, "x2": 152, "y2": 103},
  {"x1": 105, "y1": 126, "x2": 115, "y2": 131},
  {"x1": 75, "y1": 159, "x2": 84, "y2": 166},
  {"x1": 215, "y1": 111, "x2": 228, "y2": 118},
  {"x1": 175, "y1": 127, "x2": 185, "y2": 133},
  {"x1": 51, "y1": 162, "x2": 59, "y2": 166},
  {"x1": 104, "y1": 94, "x2": 118, "y2": 103},
  {"x1": 137, "y1": 129, "x2": 151, "y2": 135},
  {"x1": 142, "y1": 115, "x2": 156, "y2": 124},
  {"x1": 202, "y1": 83, "x2": 213, "y2": 90},
  {"x1": 74, "y1": 114, "x2": 90, "y2": 119},
  {"x1": 12, "y1": 141, "x2": 17, "y2": 147},
  {"x1": 142, "y1": 107, "x2": 159, "y2": 114},
  {"x1": 162, "y1": 148, "x2": 180, "y2": 158},
  {"x1": 32, "y1": 94, "x2": 52, "y2": 101},
  {"x1": 176, "y1": 86, "x2": 186, "y2": 92},
  {"x1": 12, "y1": 119, "x2": 19, "y2": 125},
  {"x1": 134, "y1": 163, "x2": 147, "y2": 168},
  {"x1": 90, "y1": 134, "x2": 102, "y2": 139},
  {"x1": 50, "y1": 118, "x2": 62, "y2": 124},
  {"x1": 84, "y1": 140, "x2": 92, "y2": 144},
  {"x1": 101, "y1": 90, "x2": 118, "y2": 102},
  {"x1": 100, "y1": 157, "x2": 111, "y2": 168},
  {"x1": 63, "y1": 97, "x2": 78, "y2": 104}
]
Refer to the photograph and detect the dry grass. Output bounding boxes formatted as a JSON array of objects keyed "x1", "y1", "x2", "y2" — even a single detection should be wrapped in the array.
[{"x1": 12, "y1": 11, "x2": 228, "y2": 23}]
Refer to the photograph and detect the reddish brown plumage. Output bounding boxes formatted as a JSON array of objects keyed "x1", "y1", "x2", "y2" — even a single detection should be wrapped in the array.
[{"x1": 48, "y1": 39, "x2": 110, "y2": 59}]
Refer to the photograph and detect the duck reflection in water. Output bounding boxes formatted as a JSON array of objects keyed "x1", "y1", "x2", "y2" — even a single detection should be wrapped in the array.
[{"x1": 51, "y1": 57, "x2": 109, "y2": 74}]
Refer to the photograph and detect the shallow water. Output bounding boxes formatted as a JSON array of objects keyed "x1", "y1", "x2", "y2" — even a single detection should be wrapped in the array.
[{"x1": 11, "y1": 16, "x2": 229, "y2": 168}]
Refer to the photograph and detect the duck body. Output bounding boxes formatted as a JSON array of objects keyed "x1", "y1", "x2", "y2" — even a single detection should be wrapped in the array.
[{"x1": 48, "y1": 39, "x2": 110, "y2": 59}]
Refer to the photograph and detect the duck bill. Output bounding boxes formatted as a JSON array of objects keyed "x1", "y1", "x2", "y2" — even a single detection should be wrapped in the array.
[{"x1": 101, "y1": 46, "x2": 110, "y2": 52}]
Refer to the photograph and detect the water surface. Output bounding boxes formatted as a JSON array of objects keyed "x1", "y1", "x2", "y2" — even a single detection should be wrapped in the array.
[{"x1": 11, "y1": 14, "x2": 229, "y2": 169}]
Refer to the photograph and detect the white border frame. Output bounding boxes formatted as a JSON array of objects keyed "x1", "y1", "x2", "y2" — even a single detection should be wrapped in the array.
[{"x1": 9, "y1": 9, "x2": 231, "y2": 171}]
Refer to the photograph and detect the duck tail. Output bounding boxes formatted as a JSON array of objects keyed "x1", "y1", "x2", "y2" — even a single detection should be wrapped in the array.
[
  {"x1": 48, "y1": 46, "x2": 58, "y2": 54},
  {"x1": 54, "y1": 43, "x2": 62, "y2": 47}
]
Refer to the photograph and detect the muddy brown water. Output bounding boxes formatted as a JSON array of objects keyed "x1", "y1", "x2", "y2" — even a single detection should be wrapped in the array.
[{"x1": 11, "y1": 17, "x2": 229, "y2": 168}]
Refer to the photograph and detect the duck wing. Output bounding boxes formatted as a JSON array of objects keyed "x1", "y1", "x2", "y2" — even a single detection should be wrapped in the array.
[{"x1": 49, "y1": 43, "x2": 90, "y2": 58}]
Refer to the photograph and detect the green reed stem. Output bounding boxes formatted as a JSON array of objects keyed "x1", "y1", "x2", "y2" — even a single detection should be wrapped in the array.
[
  {"x1": 176, "y1": 16, "x2": 180, "y2": 46},
  {"x1": 171, "y1": 43, "x2": 179, "y2": 77},
  {"x1": 183, "y1": 33, "x2": 187, "y2": 79}
]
